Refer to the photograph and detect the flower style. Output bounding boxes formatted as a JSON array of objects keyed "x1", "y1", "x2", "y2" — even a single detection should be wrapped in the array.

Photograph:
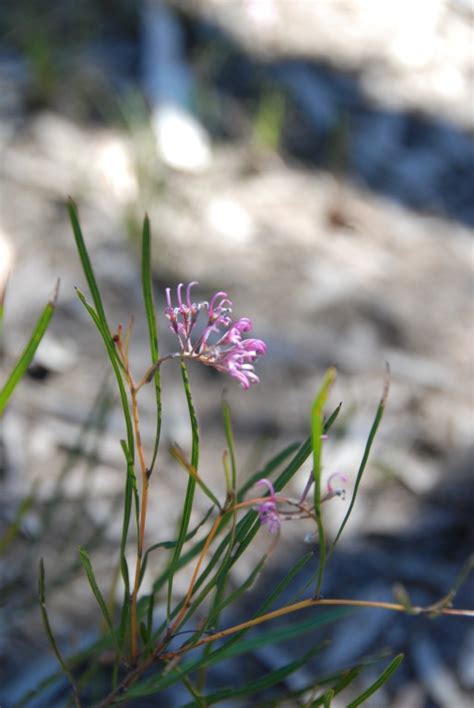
[
  {"x1": 255, "y1": 478, "x2": 281, "y2": 534},
  {"x1": 325, "y1": 472, "x2": 348, "y2": 500},
  {"x1": 165, "y1": 282, "x2": 266, "y2": 389}
]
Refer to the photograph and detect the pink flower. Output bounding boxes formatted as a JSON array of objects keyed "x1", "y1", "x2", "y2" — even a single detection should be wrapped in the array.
[
  {"x1": 325, "y1": 472, "x2": 348, "y2": 500},
  {"x1": 255, "y1": 478, "x2": 280, "y2": 534},
  {"x1": 165, "y1": 283, "x2": 266, "y2": 389}
]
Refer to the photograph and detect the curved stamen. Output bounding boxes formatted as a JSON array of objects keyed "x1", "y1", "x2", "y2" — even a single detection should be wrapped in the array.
[{"x1": 186, "y1": 281, "x2": 199, "y2": 308}]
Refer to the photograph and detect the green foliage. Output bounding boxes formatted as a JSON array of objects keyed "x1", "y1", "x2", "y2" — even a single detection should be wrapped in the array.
[
  {"x1": 15, "y1": 203, "x2": 470, "y2": 707},
  {"x1": 0, "y1": 280, "x2": 58, "y2": 416}
]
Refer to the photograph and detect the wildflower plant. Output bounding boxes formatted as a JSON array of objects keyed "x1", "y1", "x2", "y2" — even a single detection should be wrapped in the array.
[{"x1": 13, "y1": 201, "x2": 473, "y2": 707}]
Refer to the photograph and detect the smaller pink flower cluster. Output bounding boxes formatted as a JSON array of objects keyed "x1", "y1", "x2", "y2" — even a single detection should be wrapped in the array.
[
  {"x1": 255, "y1": 478, "x2": 280, "y2": 534},
  {"x1": 165, "y1": 283, "x2": 266, "y2": 390}
]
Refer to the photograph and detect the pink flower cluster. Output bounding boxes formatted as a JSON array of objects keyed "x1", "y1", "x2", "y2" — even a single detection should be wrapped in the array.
[
  {"x1": 255, "y1": 478, "x2": 281, "y2": 534},
  {"x1": 165, "y1": 282, "x2": 267, "y2": 390}
]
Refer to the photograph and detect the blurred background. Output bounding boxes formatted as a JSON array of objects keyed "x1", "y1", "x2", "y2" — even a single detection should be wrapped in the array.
[{"x1": 0, "y1": 1, "x2": 473, "y2": 706}]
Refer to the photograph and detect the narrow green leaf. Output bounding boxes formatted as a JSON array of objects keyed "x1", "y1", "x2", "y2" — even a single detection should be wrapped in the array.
[
  {"x1": 170, "y1": 444, "x2": 221, "y2": 509},
  {"x1": 38, "y1": 559, "x2": 81, "y2": 707},
  {"x1": 331, "y1": 368, "x2": 389, "y2": 552},
  {"x1": 15, "y1": 633, "x2": 113, "y2": 707},
  {"x1": 0, "y1": 491, "x2": 35, "y2": 554},
  {"x1": 140, "y1": 506, "x2": 213, "y2": 585},
  {"x1": 212, "y1": 556, "x2": 267, "y2": 617},
  {"x1": 149, "y1": 436, "x2": 316, "y2": 644},
  {"x1": 237, "y1": 442, "x2": 300, "y2": 500},
  {"x1": 207, "y1": 551, "x2": 315, "y2": 658},
  {"x1": 141, "y1": 215, "x2": 162, "y2": 474},
  {"x1": 222, "y1": 399, "x2": 237, "y2": 490},
  {"x1": 321, "y1": 688, "x2": 334, "y2": 707},
  {"x1": 118, "y1": 441, "x2": 133, "y2": 593},
  {"x1": 167, "y1": 360, "x2": 199, "y2": 616},
  {"x1": 347, "y1": 653, "x2": 404, "y2": 708},
  {"x1": 191, "y1": 643, "x2": 326, "y2": 706},
  {"x1": 153, "y1": 436, "x2": 316, "y2": 640},
  {"x1": 68, "y1": 199, "x2": 109, "y2": 333},
  {"x1": 174, "y1": 666, "x2": 207, "y2": 707},
  {"x1": 427, "y1": 553, "x2": 474, "y2": 616},
  {"x1": 0, "y1": 280, "x2": 59, "y2": 416},
  {"x1": 78, "y1": 547, "x2": 119, "y2": 654},
  {"x1": 270, "y1": 665, "x2": 362, "y2": 706},
  {"x1": 312, "y1": 368, "x2": 337, "y2": 596},
  {"x1": 15, "y1": 669, "x2": 64, "y2": 708},
  {"x1": 76, "y1": 289, "x2": 134, "y2": 460},
  {"x1": 126, "y1": 610, "x2": 346, "y2": 699},
  {"x1": 117, "y1": 440, "x2": 139, "y2": 651},
  {"x1": 324, "y1": 401, "x2": 342, "y2": 432}
]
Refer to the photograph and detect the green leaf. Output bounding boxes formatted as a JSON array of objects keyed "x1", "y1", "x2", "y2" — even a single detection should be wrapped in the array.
[
  {"x1": 222, "y1": 399, "x2": 237, "y2": 491},
  {"x1": 264, "y1": 665, "x2": 362, "y2": 706},
  {"x1": 331, "y1": 368, "x2": 389, "y2": 553},
  {"x1": 117, "y1": 440, "x2": 139, "y2": 651},
  {"x1": 208, "y1": 551, "x2": 315, "y2": 658},
  {"x1": 140, "y1": 506, "x2": 213, "y2": 585},
  {"x1": 149, "y1": 436, "x2": 317, "y2": 645},
  {"x1": 78, "y1": 547, "x2": 119, "y2": 654},
  {"x1": 189, "y1": 643, "x2": 326, "y2": 705},
  {"x1": 237, "y1": 442, "x2": 300, "y2": 500},
  {"x1": 0, "y1": 491, "x2": 35, "y2": 554},
  {"x1": 38, "y1": 559, "x2": 81, "y2": 707},
  {"x1": 126, "y1": 610, "x2": 346, "y2": 698},
  {"x1": 311, "y1": 368, "x2": 337, "y2": 596},
  {"x1": 321, "y1": 688, "x2": 334, "y2": 707},
  {"x1": 170, "y1": 444, "x2": 222, "y2": 510},
  {"x1": 68, "y1": 199, "x2": 109, "y2": 334},
  {"x1": 167, "y1": 360, "x2": 199, "y2": 616},
  {"x1": 211, "y1": 556, "x2": 267, "y2": 617},
  {"x1": 141, "y1": 215, "x2": 162, "y2": 474},
  {"x1": 347, "y1": 653, "x2": 404, "y2": 707},
  {"x1": 157, "y1": 437, "x2": 316, "y2": 638},
  {"x1": 75, "y1": 289, "x2": 134, "y2": 460},
  {"x1": 0, "y1": 280, "x2": 59, "y2": 416},
  {"x1": 118, "y1": 440, "x2": 137, "y2": 593},
  {"x1": 15, "y1": 633, "x2": 112, "y2": 707},
  {"x1": 324, "y1": 401, "x2": 342, "y2": 432}
]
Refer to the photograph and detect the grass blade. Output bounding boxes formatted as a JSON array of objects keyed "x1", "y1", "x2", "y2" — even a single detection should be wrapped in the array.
[
  {"x1": 38, "y1": 559, "x2": 81, "y2": 707},
  {"x1": 141, "y1": 215, "x2": 162, "y2": 473},
  {"x1": 312, "y1": 368, "x2": 337, "y2": 596},
  {"x1": 78, "y1": 547, "x2": 119, "y2": 654},
  {"x1": 0, "y1": 280, "x2": 59, "y2": 416},
  {"x1": 347, "y1": 653, "x2": 404, "y2": 708},
  {"x1": 331, "y1": 367, "x2": 390, "y2": 553},
  {"x1": 68, "y1": 199, "x2": 109, "y2": 333}
]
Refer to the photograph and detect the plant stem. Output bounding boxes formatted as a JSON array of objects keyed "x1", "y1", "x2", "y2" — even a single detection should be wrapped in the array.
[
  {"x1": 168, "y1": 513, "x2": 224, "y2": 636},
  {"x1": 129, "y1": 381, "x2": 149, "y2": 665},
  {"x1": 97, "y1": 595, "x2": 473, "y2": 706},
  {"x1": 115, "y1": 330, "x2": 150, "y2": 666}
]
